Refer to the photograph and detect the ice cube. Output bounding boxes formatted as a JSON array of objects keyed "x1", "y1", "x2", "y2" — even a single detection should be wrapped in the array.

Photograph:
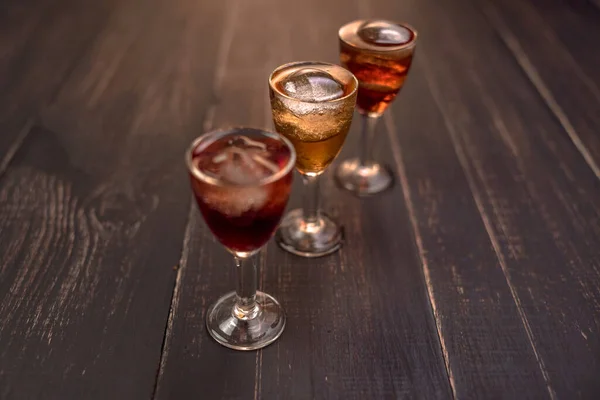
[
  {"x1": 198, "y1": 135, "x2": 282, "y2": 216},
  {"x1": 281, "y1": 68, "x2": 344, "y2": 102},
  {"x1": 202, "y1": 186, "x2": 269, "y2": 217},
  {"x1": 211, "y1": 135, "x2": 279, "y2": 184},
  {"x1": 358, "y1": 20, "x2": 412, "y2": 46}
]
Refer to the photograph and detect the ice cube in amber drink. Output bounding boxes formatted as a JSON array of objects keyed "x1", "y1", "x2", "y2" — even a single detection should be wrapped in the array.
[{"x1": 269, "y1": 63, "x2": 358, "y2": 175}]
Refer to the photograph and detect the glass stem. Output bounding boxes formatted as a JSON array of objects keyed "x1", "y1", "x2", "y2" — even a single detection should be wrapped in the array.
[
  {"x1": 359, "y1": 114, "x2": 379, "y2": 168},
  {"x1": 302, "y1": 173, "x2": 320, "y2": 224},
  {"x1": 233, "y1": 255, "x2": 258, "y2": 320}
]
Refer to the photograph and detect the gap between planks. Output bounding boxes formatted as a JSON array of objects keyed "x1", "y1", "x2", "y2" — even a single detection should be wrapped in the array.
[
  {"x1": 479, "y1": 0, "x2": 600, "y2": 182},
  {"x1": 151, "y1": 1, "x2": 241, "y2": 397},
  {"x1": 0, "y1": 12, "x2": 106, "y2": 184},
  {"x1": 384, "y1": 112, "x2": 458, "y2": 400},
  {"x1": 417, "y1": 50, "x2": 558, "y2": 400},
  {"x1": 358, "y1": 0, "x2": 457, "y2": 396},
  {"x1": 0, "y1": 119, "x2": 35, "y2": 180}
]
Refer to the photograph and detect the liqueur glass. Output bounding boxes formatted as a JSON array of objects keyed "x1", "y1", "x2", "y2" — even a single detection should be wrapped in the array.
[
  {"x1": 335, "y1": 20, "x2": 417, "y2": 196},
  {"x1": 269, "y1": 61, "x2": 358, "y2": 257},
  {"x1": 186, "y1": 127, "x2": 296, "y2": 350}
]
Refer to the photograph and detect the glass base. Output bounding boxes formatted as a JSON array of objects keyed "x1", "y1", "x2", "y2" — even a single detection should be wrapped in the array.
[
  {"x1": 206, "y1": 291, "x2": 286, "y2": 351},
  {"x1": 276, "y1": 208, "x2": 342, "y2": 258},
  {"x1": 335, "y1": 158, "x2": 394, "y2": 196}
]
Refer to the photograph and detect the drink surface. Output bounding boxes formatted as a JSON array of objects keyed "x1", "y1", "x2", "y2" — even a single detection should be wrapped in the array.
[
  {"x1": 189, "y1": 133, "x2": 293, "y2": 252},
  {"x1": 270, "y1": 63, "x2": 357, "y2": 174},
  {"x1": 339, "y1": 20, "x2": 416, "y2": 116}
]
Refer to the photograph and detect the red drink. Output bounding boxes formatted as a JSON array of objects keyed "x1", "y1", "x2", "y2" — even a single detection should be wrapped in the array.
[
  {"x1": 186, "y1": 127, "x2": 295, "y2": 351},
  {"x1": 334, "y1": 20, "x2": 418, "y2": 196},
  {"x1": 339, "y1": 20, "x2": 417, "y2": 116},
  {"x1": 342, "y1": 52, "x2": 413, "y2": 115},
  {"x1": 189, "y1": 130, "x2": 293, "y2": 252}
]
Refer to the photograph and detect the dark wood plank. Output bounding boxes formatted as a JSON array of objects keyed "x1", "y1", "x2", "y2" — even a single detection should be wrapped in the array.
[
  {"x1": 154, "y1": 0, "x2": 453, "y2": 398},
  {"x1": 0, "y1": 0, "x2": 114, "y2": 172},
  {"x1": 374, "y1": 0, "x2": 600, "y2": 397},
  {"x1": 263, "y1": 3, "x2": 450, "y2": 396},
  {"x1": 0, "y1": 0, "x2": 228, "y2": 398},
  {"x1": 476, "y1": 0, "x2": 600, "y2": 176},
  {"x1": 390, "y1": 58, "x2": 553, "y2": 399},
  {"x1": 525, "y1": 0, "x2": 600, "y2": 87},
  {"x1": 153, "y1": 2, "x2": 276, "y2": 398},
  {"x1": 349, "y1": 0, "x2": 556, "y2": 398}
]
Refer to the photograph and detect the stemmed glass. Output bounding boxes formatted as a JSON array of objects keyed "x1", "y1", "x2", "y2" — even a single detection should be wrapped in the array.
[
  {"x1": 269, "y1": 61, "x2": 358, "y2": 258},
  {"x1": 335, "y1": 20, "x2": 417, "y2": 196},
  {"x1": 186, "y1": 127, "x2": 296, "y2": 350}
]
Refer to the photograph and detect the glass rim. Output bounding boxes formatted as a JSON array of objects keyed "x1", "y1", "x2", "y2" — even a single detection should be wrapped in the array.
[
  {"x1": 268, "y1": 60, "x2": 358, "y2": 104},
  {"x1": 339, "y1": 19, "x2": 418, "y2": 53},
  {"x1": 185, "y1": 127, "x2": 297, "y2": 188}
]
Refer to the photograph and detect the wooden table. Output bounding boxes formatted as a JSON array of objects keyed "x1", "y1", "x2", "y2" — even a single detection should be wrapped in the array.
[{"x1": 1, "y1": 0, "x2": 599, "y2": 398}]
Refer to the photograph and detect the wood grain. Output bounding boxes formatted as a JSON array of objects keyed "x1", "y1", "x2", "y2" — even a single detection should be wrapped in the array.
[
  {"x1": 349, "y1": 0, "x2": 557, "y2": 397},
  {"x1": 379, "y1": 0, "x2": 600, "y2": 396},
  {"x1": 387, "y1": 66, "x2": 554, "y2": 398},
  {"x1": 0, "y1": 0, "x2": 228, "y2": 398},
  {"x1": 477, "y1": 0, "x2": 600, "y2": 176},
  {"x1": 154, "y1": 0, "x2": 452, "y2": 398},
  {"x1": 526, "y1": 0, "x2": 600, "y2": 87},
  {"x1": 1, "y1": 0, "x2": 599, "y2": 398},
  {"x1": 0, "y1": 0, "x2": 114, "y2": 172},
  {"x1": 152, "y1": 2, "x2": 266, "y2": 398}
]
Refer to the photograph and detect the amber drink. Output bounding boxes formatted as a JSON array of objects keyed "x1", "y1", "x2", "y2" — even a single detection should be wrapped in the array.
[
  {"x1": 335, "y1": 20, "x2": 417, "y2": 196},
  {"x1": 269, "y1": 62, "x2": 357, "y2": 257}
]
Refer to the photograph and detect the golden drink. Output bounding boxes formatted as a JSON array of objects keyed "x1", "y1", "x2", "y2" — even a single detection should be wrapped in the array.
[
  {"x1": 269, "y1": 64, "x2": 357, "y2": 175},
  {"x1": 268, "y1": 61, "x2": 358, "y2": 258}
]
